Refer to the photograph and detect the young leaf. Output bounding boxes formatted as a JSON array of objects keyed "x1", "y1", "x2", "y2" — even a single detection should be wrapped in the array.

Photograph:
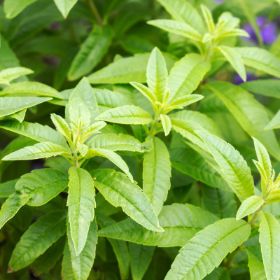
[
  {"x1": 130, "y1": 82, "x2": 156, "y2": 104},
  {"x1": 4, "y1": 0, "x2": 37, "y2": 18},
  {"x1": 66, "y1": 221, "x2": 98, "y2": 280},
  {"x1": 53, "y1": 0, "x2": 78, "y2": 18},
  {"x1": 94, "y1": 169, "x2": 162, "y2": 232},
  {"x1": 67, "y1": 167, "x2": 96, "y2": 255},
  {"x1": 160, "y1": 114, "x2": 172, "y2": 136},
  {"x1": 15, "y1": 168, "x2": 68, "y2": 206},
  {"x1": 0, "y1": 193, "x2": 30, "y2": 230},
  {"x1": 168, "y1": 53, "x2": 210, "y2": 99},
  {"x1": 0, "y1": 96, "x2": 51, "y2": 118},
  {"x1": 148, "y1": 20, "x2": 202, "y2": 42},
  {"x1": 217, "y1": 46, "x2": 246, "y2": 82},
  {"x1": 259, "y1": 212, "x2": 280, "y2": 280},
  {"x1": 99, "y1": 203, "x2": 218, "y2": 247},
  {"x1": 200, "y1": 4, "x2": 215, "y2": 32},
  {"x1": 143, "y1": 137, "x2": 171, "y2": 214},
  {"x1": 96, "y1": 105, "x2": 152, "y2": 125},
  {"x1": 236, "y1": 47, "x2": 280, "y2": 78},
  {"x1": 146, "y1": 47, "x2": 168, "y2": 101},
  {"x1": 51, "y1": 114, "x2": 72, "y2": 142},
  {"x1": 266, "y1": 110, "x2": 280, "y2": 130},
  {"x1": 68, "y1": 26, "x2": 112, "y2": 80},
  {"x1": 2, "y1": 141, "x2": 70, "y2": 161},
  {"x1": 9, "y1": 211, "x2": 66, "y2": 271},
  {"x1": 0, "y1": 67, "x2": 33, "y2": 85},
  {"x1": 236, "y1": 195, "x2": 264, "y2": 220},
  {"x1": 165, "y1": 218, "x2": 251, "y2": 280}
]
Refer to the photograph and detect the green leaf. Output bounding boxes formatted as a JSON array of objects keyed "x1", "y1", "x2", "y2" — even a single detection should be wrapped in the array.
[
  {"x1": 68, "y1": 26, "x2": 112, "y2": 80},
  {"x1": 0, "y1": 179, "x2": 16, "y2": 198},
  {"x1": 160, "y1": 114, "x2": 172, "y2": 136},
  {"x1": 88, "y1": 133, "x2": 143, "y2": 152},
  {"x1": 94, "y1": 169, "x2": 162, "y2": 232},
  {"x1": 236, "y1": 47, "x2": 280, "y2": 78},
  {"x1": 66, "y1": 78, "x2": 98, "y2": 127},
  {"x1": 0, "y1": 193, "x2": 30, "y2": 230},
  {"x1": 53, "y1": 0, "x2": 78, "y2": 18},
  {"x1": 2, "y1": 141, "x2": 70, "y2": 161},
  {"x1": 91, "y1": 148, "x2": 133, "y2": 181},
  {"x1": 167, "y1": 94, "x2": 204, "y2": 112},
  {"x1": 129, "y1": 244, "x2": 154, "y2": 280},
  {"x1": 4, "y1": 0, "x2": 37, "y2": 18},
  {"x1": 1, "y1": 81, "x2": 61, "y2": 99},
  {"x1": 266, "y1": 111, "x2": 280, "y2": 130},
  {"x1": 51, "y1": 114, "x2": 72, "y2": 142},
  {"x1": 208, "y1": 82, "x2": 280, "y2": 161},
  {"x1": 66, "y1": 221, "x2": 98, "y2": 280},
  {"x1": 0, "y1": 96, "x2": 51, "y2": 118},
  {"x1": 146, "y1": 47, "x2": 168, "y2": 101},
  {"x1": 157, "y1": 0, "x2": 205, "y2": 32},
  {"x1": 217, "y1": 46, "x2": 246, "y2": 81},
  {"x1": 165, "y1": 218, "x2": 251, "y2": 280},
  {"x1": 0, "y1": 120, "x2": 67, "y2": 147},
  {"x1": 67, "y1": 167, "x2": 96, "y2": 255},
  {"x1": 9, "y1": 211, "x2": 66, "y2": 271},
  {"x1": 130, "y1": 82, "x2": 156, "y2": 104},
  {"x1": 259, "y1": 212, "x2": 280, "y2": 280},
  {"x1": 98, "y1": 203, "x2": 218, "y2": 247},
  {"x1": 96, "y1": 105, "x2": 152, "y2": 125},
  {"x1": 148, "y1": 19, "x2": 202, "y2": 42},
  {"x1": 88, "y1": 53, "x2": 175, "y2": 84},
  {"x1": 15, "y1": 168, "x2": 68, "y2": 206},
  {"x1": 143, "y1": 137, "x2": 171, "y2": 215},
  {"x1": 196, "y1": 131, "x2": 255, "y2": 201},
  {"x1": 247, "y1": 248, "x2": 266, "y2": 280},
  {"x1": 236, "y1": 195, "x2": 264, "y2": 220},
  {"x1": 0, "y1": 67, "x2": 33, "y2": 85},
  {"x1": 168, "y1": 53, "x2": 210, "y2": 99}
]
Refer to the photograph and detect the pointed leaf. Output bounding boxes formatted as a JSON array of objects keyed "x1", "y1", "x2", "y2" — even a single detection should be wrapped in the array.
[
  {"x1": 53, "y1": 0, "x2": 78, "y2": 18},
  {"x1": 0, "y1": 67, "x2": 33, "y2": 85},
  {"x1": 266, "y1": 110, "x2": 280, "y2": 130},
  {"x1": 160, "y1": 114, "x2": 172, "y2": 136},
  {"x1": 236, "y1": 195, "x2": 264, "y2": 220},
  {"x1": 4, "y1": 0, "x2": 37, "y2": 18}
]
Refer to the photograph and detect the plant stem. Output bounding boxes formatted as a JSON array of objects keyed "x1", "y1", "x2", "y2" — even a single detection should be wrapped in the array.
[{"x1": 86, "y1": 0, "x2": 103, "y2": 25}]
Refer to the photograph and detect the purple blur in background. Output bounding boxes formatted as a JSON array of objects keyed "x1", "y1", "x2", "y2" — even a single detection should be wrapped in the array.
[
  {"x1": 233, "y1": 73, "x2": 257, "y2": 85},
  {"x1": 243, "y1": 16, "x2": 278, "y2": 45}
]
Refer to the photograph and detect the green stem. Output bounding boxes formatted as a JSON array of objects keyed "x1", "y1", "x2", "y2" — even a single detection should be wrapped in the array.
[{"x1": 86, "y1": 0, "x2": 103, "y2": 25}]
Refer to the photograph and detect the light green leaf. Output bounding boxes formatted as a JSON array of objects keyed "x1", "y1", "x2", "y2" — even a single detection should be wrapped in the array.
[
  {"x1": 168, "y1": 53, "x2": 210, "y2": 99},
  {"x1": 67, "y1": 167, "x2": 96, "y2": 255},
  {"x1": 0, "y1": 193, "x2": 30, "y2": 230},
  {"x1": 98, "y1": 203, "x2": 218, "y2": 247},
  {"x1": 91, "y1": 148, "x2": 133, "y2": 181},
  {"x1": 130, "y1": 82, "x2": 155, "y2": 104},
  {"x1": 68, "y1": 26, "x2": 112, "y2": 80},
  {"x1": 66, "y1": 221, "x2": 98, "y2": 280},
  {"x1": 94, "y1": 169, "x2": 162, "y2": 232},
  {"x1": 259, "y1": 212, "x2": 280, "y2": 280},
  {"x1": 196, "y1": 131, "x2": 255, "y2": 201},
  {"x1": 218, "y1": 46, "x2": 246, "y2": 81},
  {"x1": 167, "y1": 94, "x2": 204, "y2": 112},
  {"x1": 96, "y1": 105, "x2": 152, "y2": 125},
  {"x1": 200, "y1": 4, "x2": 215, "y2": 32},
  {"x1": 266, "y1": 110, "x2": 280, "y2": 130},
  {"x1": 208, "y1": 82, "x2": 280, "y2": 161},
  {"x1": 157, "y1": 0, "x2": 205, "y2": 32},
  {"x1": 236, "y1": 47, "x2": 280, "y2": 78},
  {"x1": 146, "y1": 47, "x2": 168, "y2": 101},
  {"x1": 143, "y1": 137, "x2": 171, "y2": 214},
  {"x1": 15, "y1": 168, "x2": 68, "y2": 206},
  {"x1": 88, "y1": 133, "x2": 143, "y2": 152},
  {"x1": 236, "y1": 195, "x2": 264, "y2": 220},
  {"x1": 2, "y1": 141, "x2": 70, "y2": 161},
  {"x1": 53, "y1": 0, "x2": 78, "y2": 18},
  {"x1": 9, "y1": 211, "x2": 66, "y2": 271},
  {"x1": 165, "y1": 218, "x2": 251, "y2": 280},
  {"x1": 0, "y1": 67, "x2": 33, "y2": 85},
  {"x1": 0, "y1": 96, "x2": 51, "y2": 118},
  {"x1": 51, "y1": 114, "x2": 72, "y2": 142},
  {"x1": 247, "y1": 248, "x2": 266, "y2": 280},
  {"x1": 0, "y1": 120, "x2": 67, "y2": 147},
  {"x1": 160, "y1": 114, "x2": 172, "y2": 136},
  {"x1": 1, "y1": 81, "x2": 61, "y2": 99},
  {"x1": 0, "y1": 179, "x2": 16, "y2": 198},
  {"x1": 148, "y1": 19, "x2": 202, "y2": 42},
  {"x1": 4, "y1": 0, "x2": 37, "y2": 18},
  {"x1": 129, "y1": 244, "x2": 154, "y2": 280}
]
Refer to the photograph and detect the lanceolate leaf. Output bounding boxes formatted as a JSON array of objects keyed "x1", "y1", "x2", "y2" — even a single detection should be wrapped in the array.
[
  {"x1": 266, "y1": 110, "x2": 280, "y2": 130},
  {"x1": 4, "y1": 0, "x2": 37, "y2": 18},
  {"x1": 236, "y1": 195, "x2": 264, "y2": 220},
  {"x1": 0, "y1": 67, "x2": 33, "y2": 85},
  {"x1": 9, "y1": 211, "x2": 66, "y2": 271},
  {"x1": 98, "y1": 203, "x2": 218, "y2": 247},
  {"x1": 259, "y1": 212, "x2": 280, "y2": 280},
  {"x1": 0, "y1": 96, "x2": 51, "y2": 119},
  {"x1": 67, "y1": 167, "x2": 96, "y2": 255},
  {"x1": 143, "y1": 137, "x2": 171, "y2": 215},
  {"x1": 96, "y1": 105, "x2": 152, "y2": 125},
  {"x1": 53, "y1": 0, "x2": 78, "y2": 18},
  {"x1": 68, "y1": 26, "x2": 112, "y2": 80},
  {"x1": 94, "y1": 169, "x2": 162, "y2": 232},
  {"x1": 165, "y1": 218, "x2": 251, "y2": 280}
]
